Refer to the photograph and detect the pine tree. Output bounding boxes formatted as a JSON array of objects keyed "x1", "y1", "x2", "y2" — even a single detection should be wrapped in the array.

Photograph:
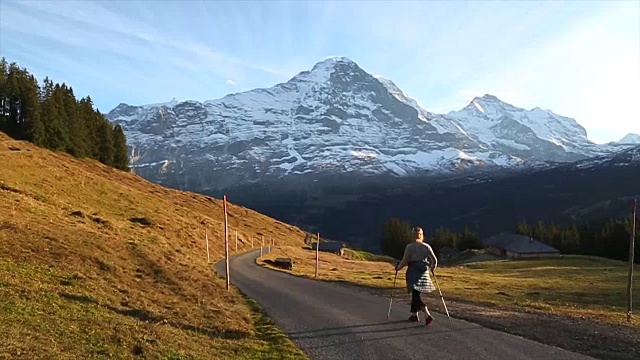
[
  {"x1": 61, "y1": 85, "x2": 88, "y2": 157},
  {"x1": 0, "y1": 58, "x2": 9, "y2": 132},
  {"x1": 516, "y1": 218, "x2": 530, "y2": 235},
  {"x1": 96, "y1": 118, "x2": 115, "y2": 166},
  {"x1": 78, "y1": 96, "x2": 99, "y2": 158},
  {"x1": 112, "y1": 124, "x2": 129, "y2": 171},
  {"x1": 547, "y1": 223, "x2": 562, "y2": 249},
  {"x1": 381, "y1": 218, "x2": 413, "y2": 259},
  {"x1": 562, "y1": 223, "x2": 580, "y2": 254},
  {"x1": 3, "y1": 62, "x2": 22, "y2": 138},
  {"x1": 41, "y1": 82, "x2": 71, "y2": 150},
  {"x1": 19, "y1": 72, "x2": 45, "y2": 145},
  {"x1": 458, "y1": 224, "x2": 482, "y2": 251},
  {"x1": 0, "y1": 57, "x2": 130, "y2": 172},
  {"x1": 532, "y1": 220, "x2": 546, "y2": 241},
  {"x1": 432, "y1": 226, "x2": 448, "y2": 249}
]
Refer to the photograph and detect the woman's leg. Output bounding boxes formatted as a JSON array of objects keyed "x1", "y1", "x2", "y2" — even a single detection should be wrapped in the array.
[
  {"x1": 410, "y1": 289, "x2": 423, "y2": 313},
  {"x1": 423, "y1": 294, "x2": 434, "y2": 326},
  {"x1": 423, "y1": 302, "x2": 431, "y2": 316}
]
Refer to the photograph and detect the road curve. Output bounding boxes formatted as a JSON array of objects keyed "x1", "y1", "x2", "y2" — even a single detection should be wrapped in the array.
[{"x1": 215, "y1": 250, "x2": 594, "y2": 360}]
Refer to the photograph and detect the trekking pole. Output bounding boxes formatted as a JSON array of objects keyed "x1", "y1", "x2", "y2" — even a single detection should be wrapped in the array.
[
  {"x1": 431, "y1": 269, "x2": 450, "y2": 320},
  {"x1": 387, "y1": 269, "x2": 399, "y2": 320}
]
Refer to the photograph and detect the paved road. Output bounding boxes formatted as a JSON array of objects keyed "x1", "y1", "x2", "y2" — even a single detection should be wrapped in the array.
[{"x1": 214, "y1": 250, "x2": 594, "y2": 360}]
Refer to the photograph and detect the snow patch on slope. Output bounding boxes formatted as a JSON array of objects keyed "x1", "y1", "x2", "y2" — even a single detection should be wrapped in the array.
[{"x1": 472, "y1": 101, "x2": 484, "y2": 113}]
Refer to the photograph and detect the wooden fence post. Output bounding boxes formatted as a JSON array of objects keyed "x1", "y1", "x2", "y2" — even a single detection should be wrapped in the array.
[
  {"x1": 315, "y1": 232, "x2": 320, "y2": 278},
  {"x1": 628, "y1": 198, "x2": 637, "y2": 322},
  {"x1": 205, "y1": 230, "x2": 210, "y2": 263},
  {"x1": 223, "y1": 195, "x2": 230, "y2": 291}
]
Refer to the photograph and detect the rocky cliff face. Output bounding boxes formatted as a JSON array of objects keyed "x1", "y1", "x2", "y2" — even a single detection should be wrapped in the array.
[{"x1": 107, "y1": 56, "x2": 626, "y2": 192}]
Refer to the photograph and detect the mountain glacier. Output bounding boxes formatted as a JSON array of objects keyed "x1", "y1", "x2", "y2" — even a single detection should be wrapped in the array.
[{"x1": 107, "y1": 56, "x2": 632, "y2": 191}]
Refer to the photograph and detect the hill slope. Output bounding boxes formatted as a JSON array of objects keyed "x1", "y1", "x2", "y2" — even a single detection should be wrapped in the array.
[
  {"x1": 0, "y1": 132, "x2": 308, "y2": 359},
  {"x1": 217, "y1": 144, "x2": 640, "y2": 250}
]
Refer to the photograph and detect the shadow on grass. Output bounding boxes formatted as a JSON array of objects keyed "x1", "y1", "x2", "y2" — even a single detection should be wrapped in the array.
[
  {"x1": 58, "y1": 292, "x2": 249, "y2": 340},
  {"x1": 128, "y1": 247, "x2": 179, "y2": 287},
  {"x1": 59, "y1": 292, "x2": 98, "y2": 305}
]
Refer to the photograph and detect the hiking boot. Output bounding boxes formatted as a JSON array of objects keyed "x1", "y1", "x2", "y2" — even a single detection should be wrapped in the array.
[
  {"x1": 408, "y1": 314, "x2": 419, "y2": 322},
  {"x1": 425, "y1": 315, "x2": 434, "y2": 326}
]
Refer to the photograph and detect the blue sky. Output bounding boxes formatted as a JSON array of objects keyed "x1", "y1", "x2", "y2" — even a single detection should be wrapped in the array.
[{"x1": 1, "y1": 0, "x2": 638, "y2": 144}]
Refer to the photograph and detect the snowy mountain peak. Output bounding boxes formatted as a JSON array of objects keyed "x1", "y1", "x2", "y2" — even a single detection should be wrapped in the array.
[
  {"x1": 107, "y1": 56, "x2": 628, "y2": 191},
  {"x1": 318, "y1": 56, "x2": 356, "y2": 65},
  {"x1": 477, "y1": 94, "x2": 501, "y2": 102},
  {"x1": 446, "y1": 92, "x2": 593, "y2": 154},
  {"x1": 458, "y1": 94, "x2": 515, "y2": 118},
  {"x1": 288, "y1": 56, "x2": 364, "y2": 85},
  {"x1": 141, "y1": 97, "x2": 180, "y2": 109},
  {"x1": 618, "y1": 133, "x2": 640, "y2": 144}
]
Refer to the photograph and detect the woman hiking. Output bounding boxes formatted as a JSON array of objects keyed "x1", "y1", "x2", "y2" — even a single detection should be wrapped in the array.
[{"x1": 395, "y1": 227, "x2": 438, "y2": 326}]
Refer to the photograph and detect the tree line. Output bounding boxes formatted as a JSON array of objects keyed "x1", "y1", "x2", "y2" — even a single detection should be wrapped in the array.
[
  {"x1": 516, "y1": 217, "x2": 639, "y2": 263},
  {"x1": 381, "y1": 214, "x2": 638, "y2": 263},
  {"x1": 0, "y1": 57, "x2": 128, "y2": 171},
  {"x1": 381, "y1": 217, "x2": 482, "y2": 259}
]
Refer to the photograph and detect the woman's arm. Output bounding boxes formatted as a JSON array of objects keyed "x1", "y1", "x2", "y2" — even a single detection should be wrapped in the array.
[
  {"x1": 425, "y1": 243, "x2": 438, "y2": 271},
  {"x1": 396, "y1": 244, "x2": 411, "y2": 271}
]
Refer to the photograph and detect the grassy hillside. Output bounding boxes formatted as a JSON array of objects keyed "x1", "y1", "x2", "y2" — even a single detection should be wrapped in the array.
[
  {"x1": 0, "y1": 132, "x2": 308, "y2": 359},
  {"x1": 260, "y1": 246, "x2": 640, "y2": 327}
]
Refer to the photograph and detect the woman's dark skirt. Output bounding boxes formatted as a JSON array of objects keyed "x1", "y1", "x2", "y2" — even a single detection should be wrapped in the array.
[{"x1": 406, "y1": 261, "x2": 435, "y2": 312}]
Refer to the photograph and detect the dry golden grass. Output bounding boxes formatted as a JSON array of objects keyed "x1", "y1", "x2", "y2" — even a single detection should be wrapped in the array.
[
  {"x1": 260, "y1": 246, "x2": 640, "y2": 328},
  {"x1": 259, "y1": 246, "x2": 395, "y2": 286},
  {"x1": 0, "y1": 132, "x2": 308, "y2": 359}
]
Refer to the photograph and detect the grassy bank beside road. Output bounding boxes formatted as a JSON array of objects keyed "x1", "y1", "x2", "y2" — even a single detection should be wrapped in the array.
[{"x1": 1, "y1": 133, "x2": 308, "y2": 359}]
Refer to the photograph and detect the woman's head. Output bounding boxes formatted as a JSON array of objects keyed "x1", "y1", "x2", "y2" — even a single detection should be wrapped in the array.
[{"x1": 412, "y1": 227, "x2": 424, "y2": 241}]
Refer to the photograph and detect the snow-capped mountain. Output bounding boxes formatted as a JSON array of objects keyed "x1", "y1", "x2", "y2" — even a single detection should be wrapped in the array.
[
  {"x1": 107, "y1": 56, "x2": 631, "y2": 191},
  {"x1": 446, "y1": 95, "x2": 601, "y2": 160},
  {"x1": 617, "y1": 133, "x2": 640, "y2": 144},
  {"x1": 574, "y1": 144, "x2": 640, "y2": 170}
]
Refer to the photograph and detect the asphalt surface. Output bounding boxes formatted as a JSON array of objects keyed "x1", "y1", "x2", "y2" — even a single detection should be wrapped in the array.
[{"x1": 214, "y1": 250, "x2": 594, "y2": 360}]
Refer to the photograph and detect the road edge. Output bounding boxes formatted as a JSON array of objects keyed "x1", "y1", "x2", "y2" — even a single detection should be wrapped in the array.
[{"x1": 211, "y1": 253, "x2": 310, "y2": 360}]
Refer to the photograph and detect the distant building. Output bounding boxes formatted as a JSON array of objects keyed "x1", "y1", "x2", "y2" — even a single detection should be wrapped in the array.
[
  {"x1": 311, "y1": 241, "x2": 345, "y2": 256},
  {"x1": 482, "y1": 232, "x2": 560, "y2": 258}
]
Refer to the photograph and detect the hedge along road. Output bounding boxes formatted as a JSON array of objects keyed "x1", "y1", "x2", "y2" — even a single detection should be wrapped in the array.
[{"x1": 214, "y1": 250, "x2": 594, "y2": 360}]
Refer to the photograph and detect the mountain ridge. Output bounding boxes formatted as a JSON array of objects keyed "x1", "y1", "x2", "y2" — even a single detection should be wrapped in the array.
[
  {"x1": 213, "y1": 144, "x2": 640, "y2": 250},
  {"x1": 107, "y1": 56, "x2": 634, "y2": 192}
]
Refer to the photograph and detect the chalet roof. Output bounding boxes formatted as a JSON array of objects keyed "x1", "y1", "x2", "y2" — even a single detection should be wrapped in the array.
[{"x1": 482, "y1": 232, "x2": 559, "y2": 254}]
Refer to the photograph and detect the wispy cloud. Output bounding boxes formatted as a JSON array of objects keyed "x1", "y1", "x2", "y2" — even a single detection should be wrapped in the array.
[
  {"x1": 0, "y1": 0, "x2": 287, "y2": 104},
  {"x1": 1, "y1": 0, "x2": 637, "y2": 143}
]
